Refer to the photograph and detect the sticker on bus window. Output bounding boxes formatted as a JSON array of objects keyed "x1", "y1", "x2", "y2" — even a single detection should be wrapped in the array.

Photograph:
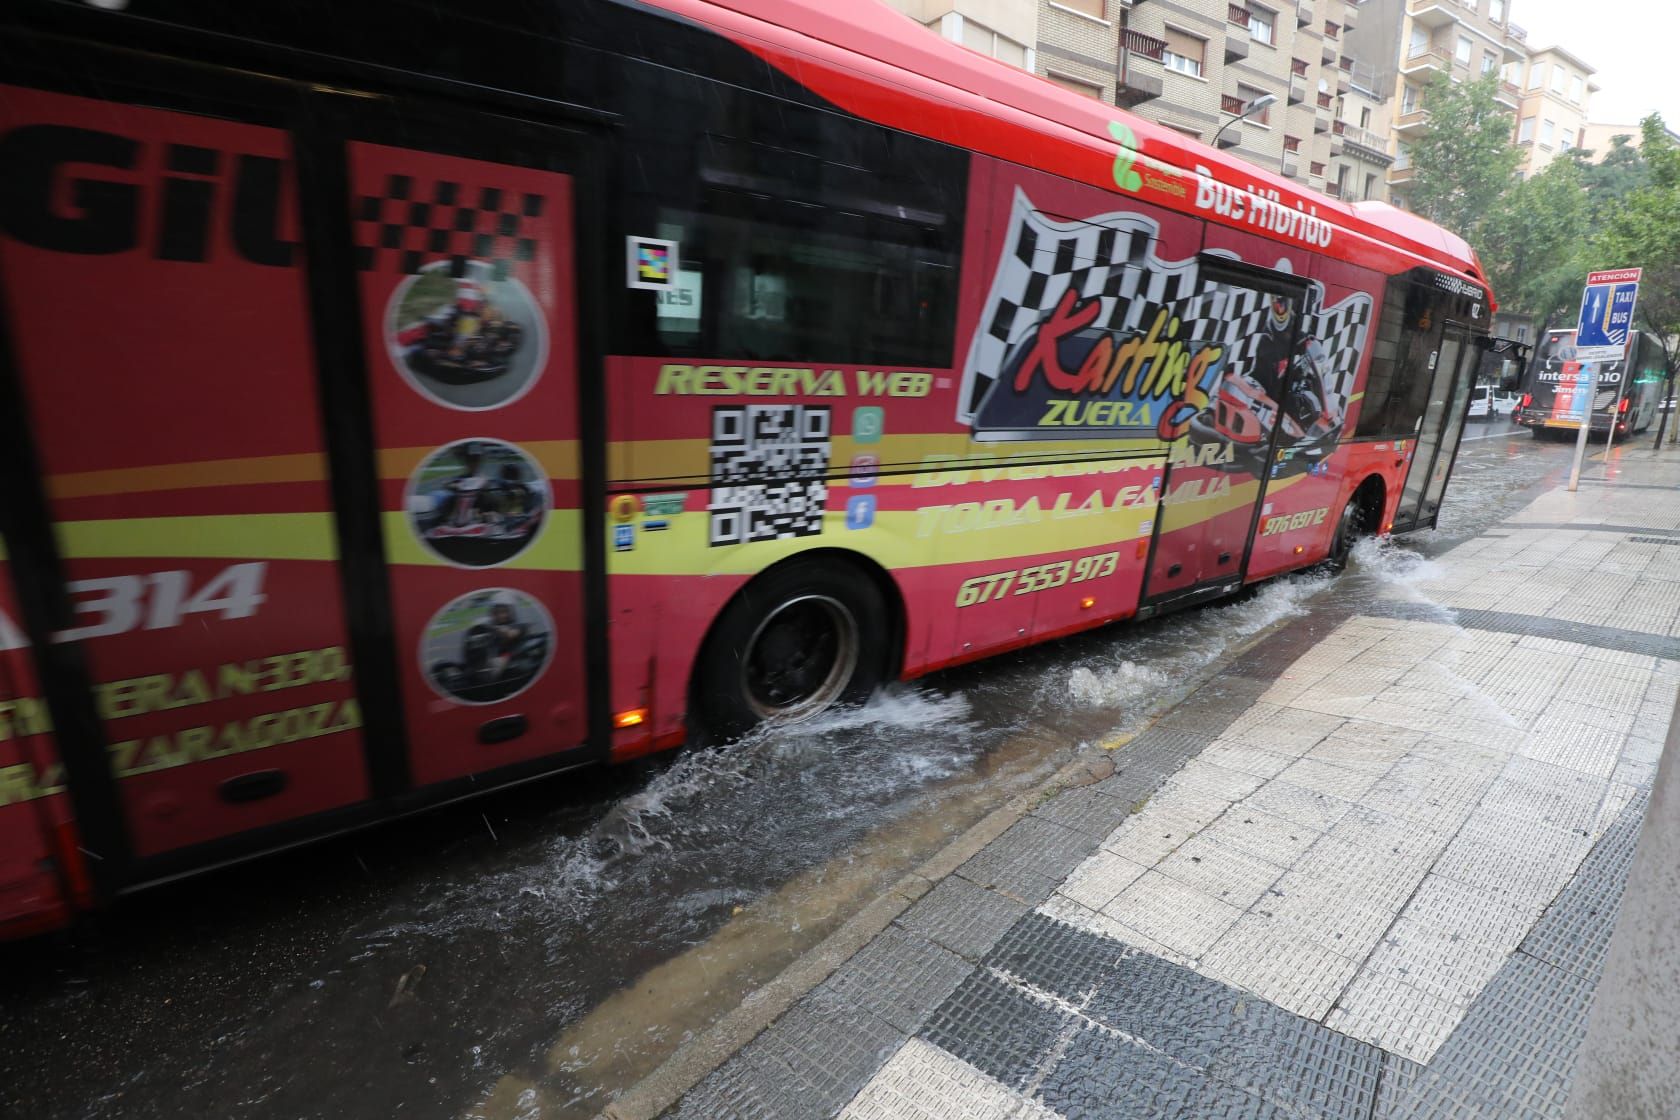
[
  {"x1": 421, "y1": 589, "x2": 554, "y2": 706},
  {"x1": 627, "y1": 236, "x2": 678, "y2": 290},
  {"x1": 405, "y1": 439, "x2": 550, "y2": 568},
  {"x1": 385, "y1": 258, "x2": 548, "y2": 411}
]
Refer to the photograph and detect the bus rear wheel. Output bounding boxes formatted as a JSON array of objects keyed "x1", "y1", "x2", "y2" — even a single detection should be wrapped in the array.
[
  {"x1": 693, "y1": 559, "x2": 889, "y2": 741},
  {"x1": 1328, "y1": 483, "x2": 1379, "y2": 571}
]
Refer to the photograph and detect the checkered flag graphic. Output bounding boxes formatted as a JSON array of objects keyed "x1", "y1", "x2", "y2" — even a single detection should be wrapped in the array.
[
  {"x1": 353, "y1": 174, "x2": 542, "y2": 278},
  {"x1": 959, "y1": 189, "x2": 1373, "y2": 424},
  {"x1": 1302, "y1": 297, "x2": 1372, "y2": 400}
]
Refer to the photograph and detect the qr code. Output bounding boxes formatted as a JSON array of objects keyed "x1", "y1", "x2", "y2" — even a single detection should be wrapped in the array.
[{"x1": 708, "y1": 406, "x2": 832, "y2": 546}]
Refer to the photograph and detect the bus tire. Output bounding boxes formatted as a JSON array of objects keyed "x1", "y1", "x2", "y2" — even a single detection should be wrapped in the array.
[
  {"x1": 692, "y1": 558, "x2": 889, "y2": 742},
  {"x1": 1328, "y1": 479, "x2": 1381, "y2": 571}
]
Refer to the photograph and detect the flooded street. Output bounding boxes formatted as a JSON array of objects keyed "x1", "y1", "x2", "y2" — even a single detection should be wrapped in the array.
[{"x1": 0, "y1": 424, "x2": 1631, "y2": 1120}]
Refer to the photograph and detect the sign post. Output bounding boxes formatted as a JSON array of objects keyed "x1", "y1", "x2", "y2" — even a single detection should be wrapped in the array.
[{"x1": 1567, "y1": 268, "x2": 1641, "y2": 492}]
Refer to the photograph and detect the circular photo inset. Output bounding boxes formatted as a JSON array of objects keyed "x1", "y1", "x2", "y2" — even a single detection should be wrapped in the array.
[
  {"x1": 421, "y1": 588, "x2": 554, "y2": 706},
  {"x1": 387, "y1": 258, "x2": 548, "y2": 410},
  {"x1": 407, "y1": 438, "x2": 550, "y2": 568}
]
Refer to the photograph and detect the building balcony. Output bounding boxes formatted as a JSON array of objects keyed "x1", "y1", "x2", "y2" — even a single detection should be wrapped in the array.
[
  {"x1": 1322, "y1": 38, "x2": 1338, "y2": 64},
  {"x1": 1340, "y1": 123, "x2": 1392, "y2": 162},
  {"x1": 1336, "y1": 68, "x2": 1351, "y2": 94},
  {"x1": 1229, "y1": 3, "x2": 1253, "y2": 24},
  {"x1": 1117, "y1": 30, "x2": 1168, "y2": 106},
  {"x1": 1394, "y1": 108, "x2": 1430, "y2": 134},
  {"x1": 1407, "y1": 0, "x2": 1459, "y2": 30},
  {"x1": 1282, "y1": 154, "x2": 1301, "y2": 179},
  {"x1": 1495, "y1": 80, "x2": 1521, "y2": 108},
  {"x1": 1401, "y1": 45, "x2": 1452, "y2": 76},
  {"x1": 1226, "y1": 31, "x2": 1250, "y2": 63},
  {"x1": 1314, "y1": 106, "x2": 1333, "y2": 133},
  {"x1": 1342, "y1": 1, "x2": 1358, "y2": 30},
  {"x1": 1296, "y1": 1, "x2": 1314, "y2": 27},
  {"x1": 1388, "y1": 163, "x2": 1416, "y2": 186},
  {"x1": 1330, "y1": 135, "x2": 1345, "y2": 156},
  {"x1": 1288, "y1": 71, "x2": 1308, "y2": 103}
]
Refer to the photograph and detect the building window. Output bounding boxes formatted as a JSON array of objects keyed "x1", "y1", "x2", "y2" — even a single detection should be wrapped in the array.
[
  {"x1": 1455, "y1": 36, "x2": 1473, "y2": 65},
  {"x1": 1560, "y1": 130, "x2": 1574, "y2": 151},
  {"x1": 1515, "y1": 323, "x2": 1527, "y2": 342},
  {"x1": 1402, "y1": 83, "x2": 1422, "y2": 114},
  {"x1": 1551, "y1": 66, "x2": 1566, "y2": 93},
  {"x1": 1237, "y1": 83, "x2": 1272, "y2": 124},
  {"x1": 1163, "y1": 28, "x2": 1206, "y2": 77},
  {"x1": 1491, "y1": 0, "x2": 1505, "y2": 20},
  {"x1": 1541, "y1": 119, "x2": 1555, "y2": 146},
  {"x1": 1046, "y1": 71, "x2": 1103, "y2": 98},
  {"x1": 1055, "y1": 0, "x2": 1106, "y2": 18},
  {"x1": 1528, "y1": 64, "x2": 1544, "y2": 90},
  {"x1": 1481, "y1": 52, "x2": 1497, "y2": 75},
  {"x1": 1364, "y1": 171, "x2": 1377, "y2": 199},
  {"x1": 1359, "y1": 106, "x2": 1372, "y2": 128},
  {"x1": 1518, "y1": 116, "x2": 1534, "y2": 142},
  {"x1": 960, "y1": 18, "x2": 1028, "y2": 68},
  {"x1": 1570, "y1": 75, "x2": 1584, "y2": 103},
  {"x1": 1249, "y1": 6, "x2": 1275, "y2": 46}
]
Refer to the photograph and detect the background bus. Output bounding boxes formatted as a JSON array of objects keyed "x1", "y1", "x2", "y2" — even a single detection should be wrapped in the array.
[
  {"x1": 1514, "y1": 328, "x2": 1666, "y2": 438},
  {"x1": 0, "y1": 0, "x2": 1493, "y2": 938}
]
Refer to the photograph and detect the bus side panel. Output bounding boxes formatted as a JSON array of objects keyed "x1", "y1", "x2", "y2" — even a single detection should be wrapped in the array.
[
  {"x1": 346, "y1": 143, "x2": 590, "y2": 786},
  {"x1": 0, "y1": 86, "x2": 369, "y2": 857},
  {"x1": 0, "y1": 579, "x2": 79, "y2": 938}
]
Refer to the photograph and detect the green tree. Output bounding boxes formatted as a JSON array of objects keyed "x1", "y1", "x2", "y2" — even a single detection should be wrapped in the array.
[
  {"x1": 1591, "y1": 116, "x2": 1680, "y2": 435},
  {"x1": 1479, "y1": 154, "x2": 1590, "y2": 328},
  {"x1": 1407, "y1": 73, "x2": 1523, "y2": 239},
  {"x1": 1574, "y1": 133, "x2": 1650, "y2": 224}
]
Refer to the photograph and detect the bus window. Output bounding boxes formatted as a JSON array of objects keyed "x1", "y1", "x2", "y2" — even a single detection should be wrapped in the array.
[{"x1": 652, "y1": 195, "x2": 959, "y2": 366}]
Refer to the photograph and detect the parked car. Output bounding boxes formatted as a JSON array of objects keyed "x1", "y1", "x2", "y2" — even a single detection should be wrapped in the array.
[{"x1": 1468, "y1": 386, "x2": 1519, "y2": 420}]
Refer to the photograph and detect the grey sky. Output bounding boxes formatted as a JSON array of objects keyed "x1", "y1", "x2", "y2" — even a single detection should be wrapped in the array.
[{"x1": 1510, "y1": 0, "x2": 1679, "y2": 127}]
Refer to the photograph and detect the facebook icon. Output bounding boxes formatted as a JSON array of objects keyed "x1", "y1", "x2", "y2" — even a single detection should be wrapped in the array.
[{"x1": 845, "y1": 493, "x2": 876, "y2": 530}]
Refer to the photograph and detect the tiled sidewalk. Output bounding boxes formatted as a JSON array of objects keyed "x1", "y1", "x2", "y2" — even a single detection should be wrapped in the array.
[{"x1": 665, "y1": 450, "x2": 1680, "y2": 1120}]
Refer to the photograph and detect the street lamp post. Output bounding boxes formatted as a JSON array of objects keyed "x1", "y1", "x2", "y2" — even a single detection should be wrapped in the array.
[{"x1": 1210, "y1": 93, "x2": 1278, "y2": 148}]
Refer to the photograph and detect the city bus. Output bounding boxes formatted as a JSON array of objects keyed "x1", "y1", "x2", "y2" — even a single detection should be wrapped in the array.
[
  {"x1": 0, "y1": 0, "x2": 1495, "y2": 937},
  {"x1": 1514, "y1": 328, "x2": 1666, "y2": 438}
]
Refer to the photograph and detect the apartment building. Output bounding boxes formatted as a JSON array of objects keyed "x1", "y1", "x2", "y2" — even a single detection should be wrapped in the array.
[
  {"x1": 876, "y1": 0, "x2": 1039, "y2": 71},
  {"x1": 1036, "y1": 0, "x2": 1364, "y2": 193},
  {"x1": 1579, "y1": 120, "x2": 1680, "y2": 161},
  {"x1": 1344, "y1": 0, "x2": 1524, "y2": 209},
  {"x1": 1508, "y1": 45, "x2": 1597, "y2": 174},
  {"x1": 1330, "y1": 53, "x2": 1395, "y2": 202}
]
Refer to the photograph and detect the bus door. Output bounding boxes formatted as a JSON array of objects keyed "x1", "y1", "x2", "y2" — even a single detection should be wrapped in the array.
[
  {"x1": 1393, "y1": 321, "x2": 1479, "y2": 532},
  {"x1": 1140, "y1": 273, "x2": 1307, "y2": 612},
  {"x1": 0, "y1": 80, "x2": 373, "y2": 863},
  {"x1": 335, "y1": 98, "x2": 607, "y2": 789}
]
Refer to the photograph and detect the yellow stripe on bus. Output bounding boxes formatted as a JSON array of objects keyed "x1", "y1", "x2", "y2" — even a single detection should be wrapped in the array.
[
  {"x1": 55, "y1": 514, "x2": 340, "y2": 561},
  {"x1": 47, "y1": 442, "x2": 584, "y2": 501},
  {"x1": 48, "y1": 453, "x2": 330, "y2": 499},
  {"x1": 617, "y1": 434, "x2": 1168, "y2": 485}
]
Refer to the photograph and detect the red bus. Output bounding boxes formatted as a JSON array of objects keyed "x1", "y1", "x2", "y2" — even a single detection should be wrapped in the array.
[{"x1": 0, "y1": 0, "x2": 1495, "y2": 937}]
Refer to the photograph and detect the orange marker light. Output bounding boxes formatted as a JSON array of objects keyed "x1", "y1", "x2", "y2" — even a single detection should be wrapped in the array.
[
  {"x1": 1080, "y1": 596, "x2": 1097, "y2": 610},
  {"x1": 1294, "y1": 546, "x2": 1305, "y2": 554},
  {"x1": 613, "y1": 708, "x2": 648, "y2": 730}
]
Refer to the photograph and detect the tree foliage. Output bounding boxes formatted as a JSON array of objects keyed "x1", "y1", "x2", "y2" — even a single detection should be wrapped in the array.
[
  {"x1": 1407, "y1": 73, "x2": 1523, "y2": 239},
  {"x1": 1478, "y1": 155, "x2": 1589, "y2": 328},
  {"x1": 1591, "y1": 116, "x2": 1680, "y2": 378}
]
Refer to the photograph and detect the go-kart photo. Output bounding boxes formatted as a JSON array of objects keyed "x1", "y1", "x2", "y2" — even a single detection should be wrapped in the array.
[
  {"x1": 407, "y1": 439, "x2": 548, "y2": 568},
  {"x1": 422, "y1": 590, "x2": 553, "y2": 705}
]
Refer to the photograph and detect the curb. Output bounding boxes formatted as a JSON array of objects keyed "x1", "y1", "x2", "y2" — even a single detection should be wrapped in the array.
[{"x1": 598, "y1": 749, "x2": 1117, "y2": 1120}]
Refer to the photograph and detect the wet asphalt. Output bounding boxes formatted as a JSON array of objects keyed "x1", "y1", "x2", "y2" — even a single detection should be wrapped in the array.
[{"x1": 0, "y1": 419, "x2": 1606, "y2": 1120}]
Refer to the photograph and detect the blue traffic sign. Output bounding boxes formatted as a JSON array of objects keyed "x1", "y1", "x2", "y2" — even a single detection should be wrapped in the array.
[{"x1": 1575, "y1": 268, "x2": 1642, "y2": 361}]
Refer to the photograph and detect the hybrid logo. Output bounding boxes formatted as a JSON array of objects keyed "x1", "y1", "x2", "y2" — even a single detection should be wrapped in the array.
[{"x1": 0, "y1": 124, "x2": 296, "y2": 265}]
